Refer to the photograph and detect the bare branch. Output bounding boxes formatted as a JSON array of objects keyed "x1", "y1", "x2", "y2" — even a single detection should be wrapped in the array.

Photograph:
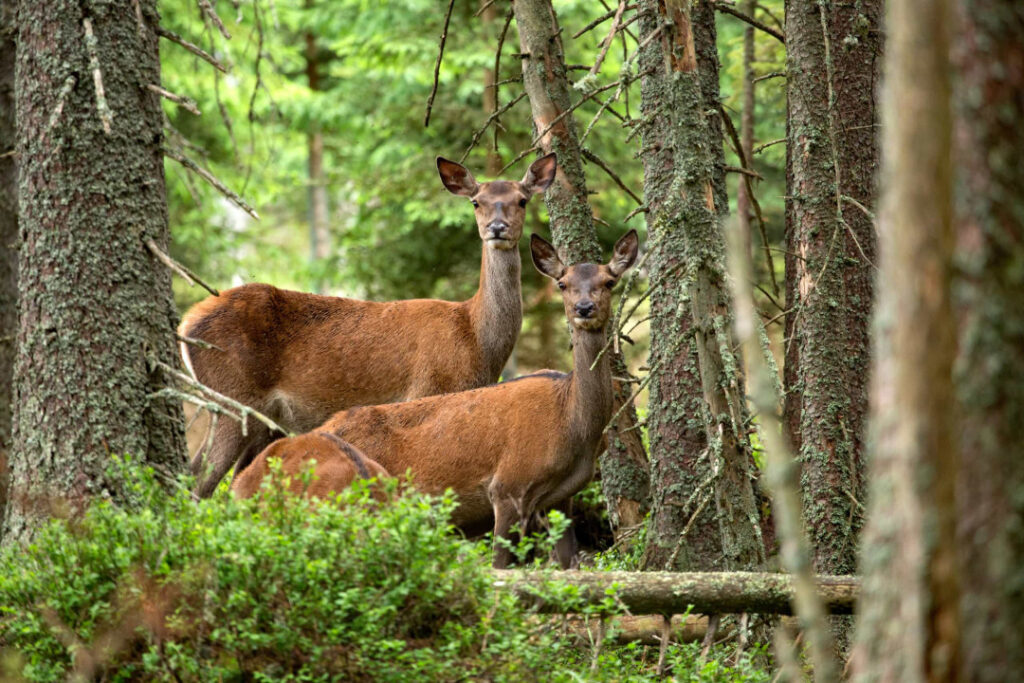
[
  {"x1": 197, "y1": 0, "x2": 231, "y2": 39},
  {"x1": 753, "y1": 137, "x2": 785, "y2": 154},
  {"x1": 176, "y1": 333, "x2": 224, "y2": 353},
  {"x1": 147, "y1": 84, "x2": 200, "y2": 115},
  {"x1": 460, "y1": 92, "x2": 527, "y2": 164},
  {"x1": 424, "y1": 0, "x2": 457, "y2": 127},
  {"x1": 753, "y1": 70, "x2": 785, "y2": 83},
  {"x1": 156, "y1": 26, "x2": 229, "y2": 73},
  {"x1": 164, "y1": 148, "x2": 260, "y2": 220},
  {"x1": 581, "y1": 148, "x2": 641, "y2": 205},
  {"x1": 145, "y1": 238, "x2": 220, "y2": 296},
  {"x1": 712, "y1": 1, "x2": 786, "y2": 43},
  {"x1": 82, "y1": 18, "x2": 113, "y2": 135},
  {"x1": 588, "y1": 1, "x2": 628, "y2": 78},
  {"x1": 572, "y1": 4, "x2": 637, "y2": 39}
]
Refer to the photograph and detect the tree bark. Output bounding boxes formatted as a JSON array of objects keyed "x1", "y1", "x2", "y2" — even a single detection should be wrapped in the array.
[
  {"x1": 513, "y1": 0, "x2": 649, "y2": 534},
  {"x1": 784, "y1": 0, "x2": 880, "y2": 578},
  {"x1": 639, "y1": 0, "x2": 765, "y2": 572},
  {"x1": 4, "y1": 0, "x2": 186, "y2": 544},
  {"x1": 0, "y1": 0, "x2": 17, "y2": 533},
  {"x1": 494, "y1": 569, "x2": 859, "y2": 615},
  {"x1": 850, "y1": 0, "x2": 959, "y2": 678},
  {"x1": 951, "y1": 3, "x2": 1024, "y2": 680}
]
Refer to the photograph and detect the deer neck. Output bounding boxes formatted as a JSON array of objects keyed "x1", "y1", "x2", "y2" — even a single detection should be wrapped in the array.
[
  {"x1": 566, "y1": 328, "x2": 613, "y2": 449},
  {"x1": 467, "y1": 244, "x2": 522, "y2": 379}
]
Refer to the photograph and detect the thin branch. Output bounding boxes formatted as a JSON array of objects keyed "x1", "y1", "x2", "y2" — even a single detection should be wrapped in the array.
[
  {"x1": 197, "y1": 0, "x2": 231, "y2": 39},
  {"x1": 39, "y1": 75, "x2": 77, "y2": 144},
  {"x1": 82, "y1": 18, "x2": 113, "y2": 135},
  {"x1": 532, "y1": 80, "x2": 622, "y2": 147},
  {"x1": 753, "y1": 71, "x2": 785, "y2": 84},
  {"x1": 572, "y1": 4, "x2": 637, "y2": 39},
  {"x1": 176, "y1": 333, "x2": 224, "y2": 353},
  {"x1": 841, "y1": 194, "x2": 877, "y2": 224},
  {"x1": 753, "y1": 137, "x2": 785, "y2": 155},
  {"x1": 497, "y1": 145, "x2": 538, "y2": 175},
  {"x1": 588, "y1": 0, "x2": 628, "y2": 78},
  {"x1": 474, "y1": 0, "x2": 497, "y2": 17},
  {"x1": 145, "y1": 239, "x2": 220, "y2": 296},
  {"x1": 581, "y1": 148, "x2": 641, "y2": 205},
  {"x1": 156, "y1": 26, "x2": 229, "y2": 73},
  {"x1": 164, "y1": 148, "x2": 260, "y2": 220},
  {"x1": 712, "y1": 1, "x2": 786, "y2": 43},
  {"x1": 460, "y1": 92, "x2": 527, "y2": 164},
  {"x1": 725, "y1": 165, "x2": 764, "y2": 179},
  {"x1": 491, "y1": 7, "x2": 515, "y2": 152},
  {"x1": 424, "y1": 0, "x2": 457, "y2": 127},
  {"x1": 147, "y1": 84, "x2": 201, "y2": 115}
]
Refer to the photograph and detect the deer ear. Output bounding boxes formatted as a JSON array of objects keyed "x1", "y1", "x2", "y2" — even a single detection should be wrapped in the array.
[
  {"x1": 437, "y1": 157, "x2": 479, "y2": 197},
  {"x1": 531, "y1": 233, "x2": 566, "y2": 280},
  {"x1": 608, "y1": 229, "x2": 639, "y2": 277},
  {"x1": 521, "y1": 153, "x2": 558, "y2": 195}
]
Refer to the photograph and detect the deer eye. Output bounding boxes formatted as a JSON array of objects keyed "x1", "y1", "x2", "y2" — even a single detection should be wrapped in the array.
[
  {"x1": 518, "y1": 198, "x2": 528, "y2": 208},
  {"x1": 557, "y1": 281, "x2": 567, "y2": 290},
  {"x1": 604, "y1": 280, "x2": 616, "y2": 289},
  {"x1": 471, "y1": 200, "x2": 480, "y2": 208}
]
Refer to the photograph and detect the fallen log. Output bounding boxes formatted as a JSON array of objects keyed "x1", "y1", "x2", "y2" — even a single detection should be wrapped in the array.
[{"x1": 492, "y1": 570, "x2": 859, "y2": 615}]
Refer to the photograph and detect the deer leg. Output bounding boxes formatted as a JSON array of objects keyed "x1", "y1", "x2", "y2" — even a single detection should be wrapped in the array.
[
  {"x1": 192, "y1": 415, "x2": 262, "y2": 499},
  {"x1": 491, "y1": 496, "x2": 518, "y2": 569},
  {"x1": 551, "y1": 500, "x2": 580, "y2": 569}
]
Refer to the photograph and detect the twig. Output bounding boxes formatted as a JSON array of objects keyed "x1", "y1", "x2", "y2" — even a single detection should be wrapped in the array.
[
  {"x1": 491, "y1": 7, "x2": 515, "y2": 152},
  {"x1": 752, "y1": 137, "x2": 785, "y2": 154},
  {"x1": 474, "y1": 0, "x2": 497, "y2": 16},
  {"x1": 623, "y1": 204, "x2": 648, "y2": 222},
  {"x1": 531, "y1": 80, "x2": 622, "y2": 148},
  {"x1": 82, "y1": 18, "x2": 113, "y2": 135},
  {"x1": 588, "y1": 1, "x2": 628, "y2": 78},
  {"x1": 581, "y1": 148, "x2": 641, "y2": 204},
  {"x1": 460, "y1": 92, "x2": 527, "y2": 164},
  {"x1": 197, "y1": 0, "x2": 231, "y2": 39},
  {"x1": 841, "y1": 194, "x2": 877, "y2": 224},
  {"x1": 497, "y1": 146, "x2": 538, "y2": 175},
  {"x1": 712, "y1": 1, "x2": 785, "y2": 43},
  {"x1": 753, "y1": 71, "x2": 785, "y2": 84},
  {"x1": 176, "y1": 333, "x2": 224, "y2": 353},
  {"x1": 424, "y1": 0, "x2": 457, "y2": 127},
  {"x1": 724, "y1": 165, "x2": 763, "y2": 179},
  {"x1": 145, "y1": 239, "x2": 220, "y2": 296},
  {"x1": 147, "y1": 84, "x2": 201, "y2": 115},
  {"x1": 572, "y1": 4, "x2": 636, "y2": 39},
  {"x1": 39, "y1": 75, "x2": 77, "y2": 144},
  {"x1": 164, "y1": 148, "x2": 260, "y2": 219},
  {"x1": 156, "y1": 26, "x2": 228, "y2": 73}
]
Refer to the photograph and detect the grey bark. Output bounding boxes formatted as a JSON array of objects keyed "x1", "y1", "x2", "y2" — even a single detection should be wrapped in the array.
[
  {"x1": 513, "y1": 0, "x2": 650, "y2": 534},
  {"x1": 638, "y1": 0, "x2": 765, "y2": 572},
  {"x1": 951, "y1": 2, "x2": 1024, "y2": 680},
  {"x1": 0, "y1": 0, "x2": 17, "y2": 533},
  {"x1": 4, "y1": 0, "x2": 187, "y2": 544},
  {"x1": 850, "y1": 0, "x2": 959, "y2": 678}
]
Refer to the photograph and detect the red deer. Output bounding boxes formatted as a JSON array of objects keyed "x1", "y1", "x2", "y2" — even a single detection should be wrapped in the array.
[
  {"x1": 237, "y1": 230, "x2": 639, "y2": 568},
  {"x1": 180, "y1": 154, "x2": 558, "y2": 498},
  {"x1": 231, "y1": 432, "x2": 389, "y2": 501}
]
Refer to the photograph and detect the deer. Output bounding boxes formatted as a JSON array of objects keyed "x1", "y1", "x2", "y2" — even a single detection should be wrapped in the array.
[
  {"x1": 233, "y1": 229, "x2": 640, "y2": 568},
  {"x1": 179, "y1": 153, "x2": 558, "y2": 498},
  {"x1": 231, "y1": 431, "x2": 390, "y2": 501}
]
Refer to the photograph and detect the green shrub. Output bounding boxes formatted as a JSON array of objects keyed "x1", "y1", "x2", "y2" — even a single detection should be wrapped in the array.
[{"x1": 0, "y1": 458, "x2": 565, "y2": 682}]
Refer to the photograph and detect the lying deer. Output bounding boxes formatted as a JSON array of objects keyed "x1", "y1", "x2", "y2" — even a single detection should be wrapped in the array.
[
  {"x1": 232, "y1": 432, "x2": 389, "y2": 501},
  {"x1": 180, "y1": 154, "x2": 557, "y2": 497},
  {"x1": 235, "y1": 230, "x2": 639, "y2": 568}
]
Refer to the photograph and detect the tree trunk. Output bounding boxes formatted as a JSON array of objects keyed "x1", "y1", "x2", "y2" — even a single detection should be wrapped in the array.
[
  {"x1": 850, "y1": 0, "x2": 959, "y2": 678},
  {"x1": 513, "y1": 0, "x2": 650, "y2": 534},
  {"x1": 4, "y1": 0, "x2": 186, "y2": 544},
  {"x1": 495, "y1": 569, "x2": 859, "y2": 615},
  {"x1": 0, "y1": 0, "x2": 17, "y2": 533},
  {"x1": 951, "y1": 3, "x2": 1024, "y2": 680},
  {"x1": 637, "y1": 0, "x2": 718, "y2": 571},
  {"x1": 639, "y1": 0, "x2": 765, "y2": 572},
  {"x1": 784, "y1": 0, "x2": 880, "y2": 579}
]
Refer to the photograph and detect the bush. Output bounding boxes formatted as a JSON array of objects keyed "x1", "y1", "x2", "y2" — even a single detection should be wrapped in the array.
[{"x1": 0, "y1": 459, "x2": 564, "y2": 682}]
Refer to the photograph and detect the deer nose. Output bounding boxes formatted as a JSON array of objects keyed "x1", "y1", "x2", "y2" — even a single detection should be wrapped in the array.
[
  {"x1": 487, "y1": 221, "x2": 510, "y2": 238},
  {"x1": 574, "y1": 301, "x2": 596, "y2": 318}
]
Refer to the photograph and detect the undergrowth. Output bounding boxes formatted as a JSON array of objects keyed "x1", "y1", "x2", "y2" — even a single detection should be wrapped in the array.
[{"x1": 0, "y1": 457, "x2": 772, "y2": 681}]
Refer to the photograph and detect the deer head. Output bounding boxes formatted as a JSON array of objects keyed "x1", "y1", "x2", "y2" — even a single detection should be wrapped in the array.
[
  {"x1": 530, "y1": 230, "x2": 639, "y2": 331},
  {"x1": 437, "y1": 154, "x2": 558, "y2": 250}
]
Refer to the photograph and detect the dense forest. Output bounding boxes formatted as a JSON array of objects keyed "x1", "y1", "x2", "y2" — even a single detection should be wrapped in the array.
[{"x1": 0, "y1": 0, "x2": 1021, "y2": 680}]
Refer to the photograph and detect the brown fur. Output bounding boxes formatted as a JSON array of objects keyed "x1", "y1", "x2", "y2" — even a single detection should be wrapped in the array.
[
  {"x1": 230, "y1": 431, "x2": 389, "y2": 500},
  {"x1": 241, "y1": 231, "x2": 640, "y2": 568},
  {"x1": 181, "y1": 155, "x2": 557, "y2": 497}
]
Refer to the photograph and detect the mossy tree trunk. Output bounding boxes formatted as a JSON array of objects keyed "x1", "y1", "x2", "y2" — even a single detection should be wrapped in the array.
[
  {"x1": 513, "y1": 0, "x2": 650, "y2": 534},
  {"x1": 638, "y1": 0, "x2": 720, "y2": 571},
  {"x1": 850, "y1": 0, "x2": 959, "y2": 677},
  {"x1": 784, "y1": 0, "x2": 880, "y2": 578},
  {"x1": 0, "y1": 0, "x2": 17, "y2": 533},
  {"x1": 639, "y1": 0, "x2": 765, "y2": 572},
  {"x1": 952, "y1": 2, "x2": 1024, "y2": 679},
  {"x1": 3, "y1": 0, "x2": 186, "y2": 544}
]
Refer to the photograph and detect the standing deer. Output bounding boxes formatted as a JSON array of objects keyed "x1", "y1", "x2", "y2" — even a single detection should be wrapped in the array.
[
  {"x1": 181, "y1": 154, "x2": 557, "y2": 497},
  {"x1": 234, "y1": 230, "x2": 640, "y2": 568}
]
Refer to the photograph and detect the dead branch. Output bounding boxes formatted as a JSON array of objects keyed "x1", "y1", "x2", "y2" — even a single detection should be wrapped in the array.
[
  {"x1": 588, "y1": 1, "x2": 628, "y2": 78},
  {"x1": 753, "y1": 137, "x2": 786, "y2": 154},
  {"x1": 146, "y1": 84, "x2": 200, "y2": 115},
  {"x1": 724, "y1": 165, "x2": 764, "y2": 179},
  {"x1": 39, "y1": 75, "x2": 76, "y2": 144},
  {"x1": 572, "y1": 4, "x2": 637, "y2": 39},
  {"x1": 82, "y1": 18, "x2": 113, "y2": 135},
  {"x1": 581, "y1": 148, "x2": 641, "y2": 205},
  {"x1": 145, "y1": 239, "x2": 220, "y2": 296},
  {"x1": 490, "y1": 7, "x2": 515, "y2": 152},
  {"x1": 197, "y1": 0, "x2": 230, "y2": 39},
  {"x1": 156, "y1": 26, "x2": 229, "y2": 73},
  {"x1": 754, "y1": 71, "x2": 785, "y2": 84},
  {"x1": 164, "y1": 148, "x2": 260, "y2": 219},
  {"x1": 712, "y1": 1, "x2": 786, "y2": 43},
  {"x1": 175, "y1": 333, "x2": 224, "y2": 353},
  {"x1": 460, "y1": 92, "x2": 527, "y2": 163},
  {"x1": 424, "y1": 0, "x2": 457, "y2": 127}
]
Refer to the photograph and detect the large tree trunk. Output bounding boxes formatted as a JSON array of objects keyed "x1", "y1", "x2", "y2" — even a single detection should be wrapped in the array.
[
  {"x1": 850, "y1": 0, "x2": 959, "y2": 677},
  {"x1": 952, "y1": 3, "x2": 1024, "y2": 680},
  {"x1": 0, "y1": 0, "x2": 16, "y2": 533},
  {"x1": 513, "y1": 0, "x2": 649, "y2": 534},
  {"x1": 637, "y1": 0, "x2": 719, "y2": 571},
  {"x1": 3, "y1": 0, "x2": 186, "y2": 544},
  {"x1": 784, "y1": 0, "x2": 880, "y2": 578},
  {"x1": 639, "y1": 0, "x2": 765, "y2": 572}
]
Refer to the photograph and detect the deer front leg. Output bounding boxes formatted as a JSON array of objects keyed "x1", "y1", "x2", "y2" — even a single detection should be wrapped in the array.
[
  {"x1": 491, "y1": 495, "x2": 519, "y2": 569},
  {"x1": 550, "y1": 500, "x2": 580, "y2": 569}
]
